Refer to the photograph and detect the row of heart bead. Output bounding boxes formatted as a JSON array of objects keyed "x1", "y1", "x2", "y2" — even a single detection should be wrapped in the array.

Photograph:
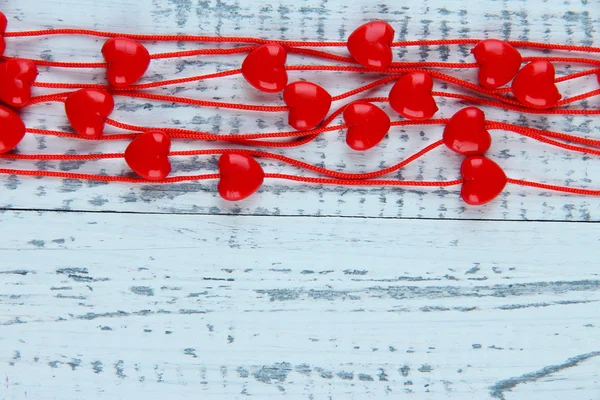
[
  {"x1": 0, "y1": 28, "x2": 565, "y2": 113},
  {"x1": 241, "y1": 21, "x2": 564, "y2": 109},
  {"x1": 217, "y1": 151, "x2": 507, "y2": 205},
  {"x1": 0, "y1": 54, "x2": 563, "y2": 157},
  {"x1": 219, "y1": 106, "x2": 508, "y2": 205},
  {"x1": 443, "y1": 107, "x2": 507, "y2": 205},
  {"x1": 122, "y1": 105, "x2": 508, "y2": 205},
  {"x1": 0, "y1": 96, "x2": 508, "y2": 205},
  {"x1": 0, "y1": 37, "x2": 147, "y2": 109},
  {"x1": 123, "y1": 130, "x2": 265, "y2": 202}
]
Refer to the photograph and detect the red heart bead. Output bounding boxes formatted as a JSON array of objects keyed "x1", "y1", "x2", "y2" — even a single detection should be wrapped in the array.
[
  {"x1": 0, "y1": 12, "x2": 7, "y2": 56},
  {"x1": 443, "y1": 107, "x2": 491, "y2": 156},
  {"x1": 511, "y1": 60, "x2": 561, "y2": 109},
  {"x1": 0, "y1": 59, "x2": 39, "y2": 108},
  {"x1": 242, "y1": 44, "x2": 288, "y2": 93},
  {"x1": 218, "y1": 153, "x2": 264, "y2": 201},
  {"x1": 0, "y1": 105, "x2": 25, "y2": 154},
  {"x1": 283, "y1": 81, "x2": 332, "y2": 130},
  {"x1": 347, "y1": 21, "x2": 395, "y2": 69},
  {"x1": 471, "y1": 39, "x2": 522, "y2": 88},
  {"x1": 125, "y1": 131, "x2": 171, "y2": 181},
  {"x1": 460, "y1": 156, "x2": 507, "y2": 206},
  {"x1": 343, "y1": 101, "x2": 390, "y2": 151},
  {"x1": 65, "y1": 89, "x2": 115, "y2": 138},
  {"x1": 102, "y1": 38, "x2": 150, "y2": 87},
  {"x1": 389, "y1": 72, "x2": 438, "y2": 120}
]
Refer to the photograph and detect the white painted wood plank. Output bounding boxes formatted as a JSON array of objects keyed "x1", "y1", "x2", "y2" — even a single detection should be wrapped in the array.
[
  {"x1": 0, "y1": 0, "x2": 598, "y2": 220},
  {"x1": 0, "y1": 211, "x2": 598, "y2": 399}
]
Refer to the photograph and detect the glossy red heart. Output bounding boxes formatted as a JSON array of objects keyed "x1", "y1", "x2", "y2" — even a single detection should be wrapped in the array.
[
  {"x1": 125, "y1": 131, "x2": 171, "y2": 181},
  {"x1": 347, "y1": 21, "x2": 395, "y2": 69},
  {"x1": 0, "y1": 12, "x2": 7, "y2": 56},
  {"x1": 460, "y1": 156, "x2": 507, "y2": 206},
  {"x1": 0, "y1": 59, "x2": 39, "y2": 108},
  {"x1": 283, "y1": 81, "x2": 332, "y2": 130},
  {"x1": 343, "y1": 101, "x2": 390, "y2": 151},
  {"x1": 511, "y1": 60, "x2": 561, "y2": 109},
  {"x1": 102, "y1": 38, "x2": 150, "y2": 87},
  {"x1": 65, "y1": 89, "x2": 115, "y2": 138},
  {"x1": 242, "y1": 44, "x2": 288, "y2": 93},
  {"x1": 443, "y1": 107, "x2": 491, "y2": 156},
  {"x1": 218, "y1": 153, "x2": 264, "y2": 201},
  {"x1": 389, "y1": 72, "x2": 438, "y2": 120},
  {"x1": 0, "y1": 105, "x2": 25, "y2": 153},
  {"x1": 471, "y1": 39, "x2": 522, "y2": 88}
]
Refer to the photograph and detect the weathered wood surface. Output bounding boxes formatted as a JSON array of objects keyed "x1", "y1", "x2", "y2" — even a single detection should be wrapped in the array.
[
  {"x1": 0, "y1": 0, "x2": 598, "y2": 220},
  {"x1": 1, "y1": 211, "x2": 599, "y2": 399},
  {"x1": 1, "y1": 1, "x2": 600, "y2": 399}
]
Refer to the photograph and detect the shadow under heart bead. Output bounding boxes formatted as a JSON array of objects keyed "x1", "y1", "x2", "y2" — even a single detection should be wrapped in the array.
[
  {"x1": 102, "y1": 37, "x2": 150, "y2": 87},
  {"x1": 389, "y1": 72, "x2": 438, "y2": 120},
  {"x1": 443, "y1": 107, "x2": 491, "y2": 156},
  {"x1": 471, "y1": 39, "x2": 522, "y2": 89},
  {"x1": 343, "y1": 101, "x2": 391, "y2": 151},
  {"x1": 460, "y1": 156, "x2": 507, "y2": 206},
  {"x1": 218, "y1": 153, "x2": 265, "y2": 201},
  {"x1": 65, "y1": 88, "x2": 115, "y2": 138},
  {"x1": 0, "y1": 58, "x2": 39, "y2": 108},
  {"x1": 283, "y1": 81, "x2": 332, "y2": 130},
  {"x1": 125, "y1": 131, "x2": 171, "y2": 181},
  {"x1": 242, "y1": 43, "x2": 288, "y2": 93},
  {"x1": 0, "y1": 105, "x2": 25, "y2": 154},
  {"x1": 511, "y1": 60, "x2": 561, "y2": 109},
  {"x1": 347, "y1": 20, "x2": 395, "y2": 70}
]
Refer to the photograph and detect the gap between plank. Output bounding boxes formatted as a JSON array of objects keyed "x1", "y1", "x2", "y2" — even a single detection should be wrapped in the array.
[{"x1": 0, "y1": 207, "x2": 597, "y2": 224}]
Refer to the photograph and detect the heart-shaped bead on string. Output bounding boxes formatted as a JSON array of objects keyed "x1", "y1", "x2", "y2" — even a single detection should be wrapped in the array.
[
  {"x1": 0, "y1": 59, "x2": 38, "y2": 107},
  {"x1": 443, "y1": 107, "x2": 492, "y2": 156},
  {"x1": 283, "y1": 81, "x2": 332, "y2": 130},
  {"x1": 472, "y1": 39, "x2": 522, "y2": 89},
  {"x1": 460, "y1": 156, "x2": 508, "y2": 206},
  {"x1": 102, "y1": 38, "x2": 151, "y2": 87},
  {"x1": 125, "y1": 130, "x2": 172, "y2": 181},
  {"x1": 389, "y1": 72, "x2": 439, "y2": 120},
  {"x1": 511, "y1": 60, "x2": 562, "y2": 109},
  {"x1": 0, "y1": 105, "x2": 26, "y2": 154},
  {"x1": 347, "y1": 21, "x2": 395, "y2": 69},
  {"x1": 0, "y1": 12, "x2": 7, "y2": 56},
  {"x1": 242, "y1": 44, "x2": 288, "y2": 93},
  {"x1": 343, "y1": 101, "x2": 391, "y2": 151},
  {"x1": 218, "y1": 153, "x2": 265, "y2": 201},
  {"x1": 65, "y1": 89, "x2": 115, "y2": 138}
]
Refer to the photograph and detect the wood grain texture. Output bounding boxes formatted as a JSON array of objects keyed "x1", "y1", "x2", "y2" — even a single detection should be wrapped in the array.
[
  {"x1": 0, "y1": 0, "x2": 598, "y2": 220},
  {"x1": 1, "y1": 1, "x2": 599, "y2": 399},
  {"x1": 0, "y1": 210, "x2": 599, "y2": 399}
]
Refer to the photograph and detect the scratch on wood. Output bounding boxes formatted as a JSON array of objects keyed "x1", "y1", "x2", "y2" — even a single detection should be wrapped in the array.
[{"x1": 489, "y1": 351, "x2": 600, "y2": 399}]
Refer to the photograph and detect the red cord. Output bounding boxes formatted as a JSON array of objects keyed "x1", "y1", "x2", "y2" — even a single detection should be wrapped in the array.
[
  {"x1": 0, "y1": 167, "x2": 459, "y2": 187},
  {"x1": 0, "y1": 141, "x2": 445, "y2": 180},
  {"x1": 29, "y1": 64, "x2": 600, "y2": 102},
  {"x1": 31, "y1": 69, "x2": 244, "y2": 89},
  {"x1": 0, "y1": 166, "x2": 596, "y2": 197},
  {"x1": 5, "y1": 29, "x2": 600, "y2": 54},
  {"x1": 506, "y1": 178, "x2": 600, "y2": 196},
  {"x1": 21, "y1": 102, "x2": 600, "y2": 155},
  {"x1": 26, "y1": 87, "x2": 599, "y2": 118},
  {"x1": 26, "y1": 63, "x2": 600, "y2": 118}
]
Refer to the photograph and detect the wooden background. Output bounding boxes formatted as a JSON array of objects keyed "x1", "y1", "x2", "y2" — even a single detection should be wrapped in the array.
[{"x1": 0, "y1": 0, "x2": 599, "y2": 399}]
